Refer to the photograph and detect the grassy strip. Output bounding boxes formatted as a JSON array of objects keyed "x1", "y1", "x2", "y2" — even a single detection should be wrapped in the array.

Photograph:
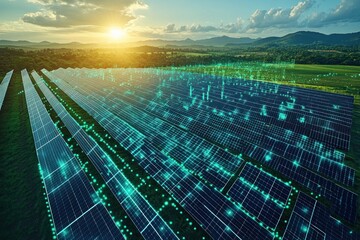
[{"x1": 0, "y1": 71, "x2": 52, "y2": 239}]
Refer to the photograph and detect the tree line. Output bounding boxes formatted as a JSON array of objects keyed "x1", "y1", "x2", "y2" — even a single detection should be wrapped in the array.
[{"x1": 0, "y1": 45, "x2": 359, "y2": 74}]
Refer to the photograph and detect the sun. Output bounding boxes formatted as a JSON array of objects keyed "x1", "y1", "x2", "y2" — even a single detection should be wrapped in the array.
[{"x1": 109, "y1": 27, "x2": 125, "y2": 40}]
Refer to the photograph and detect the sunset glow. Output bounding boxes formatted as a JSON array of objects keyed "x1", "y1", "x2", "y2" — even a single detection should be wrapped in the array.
[{"x1": 109, "y1": 28, "x2": 126, "y2": 41}]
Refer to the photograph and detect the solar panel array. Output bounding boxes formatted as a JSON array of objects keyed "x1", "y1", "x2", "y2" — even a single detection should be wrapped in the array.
[
  {"x1": 0, "y1": 70, "x2": 13, "y2": 110},
  {"x1": 21, "y1": 69, "x2": 124, "y2": 240},
  {"x1": 43, "y1": 69, "x2": 276, "y2": 239},
  {"x1": 31, "y1": 71, "x2": 179, "y2": 240},
  {"x1": 21, "y1": 67, "x2": 356, "y2": 239}
]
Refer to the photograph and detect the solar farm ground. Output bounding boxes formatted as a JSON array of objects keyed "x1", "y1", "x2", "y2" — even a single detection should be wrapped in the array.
[{"x1": 0, "y1": 63, "x2": 359, "y2": 239}]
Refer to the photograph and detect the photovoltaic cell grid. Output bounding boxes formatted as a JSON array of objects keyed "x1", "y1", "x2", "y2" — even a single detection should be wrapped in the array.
[
  {"x1": 0, "y1": 70, "x2": 13, "y2": 110},
  {"x1": 32, "y1": 71, "x2": 179, "y2": 240},
  {"x1": 283, "y1": 192, "x2": 358, "y2": 240},
  {"x1": 21, "y1": 69, "x2": 124, "y2": 240},
  {"x1": 41, "y1": 68, "x2": 358, "y2": 238},
  {"x1": 228, "y1": 163, "x2": 292, "y2": 229},
  {"x1": 43, "y1": 69, "x2": 276, "y2": 239},
  {"x1": 48, "y1": 68, "x2": 357, "y2": 223}
]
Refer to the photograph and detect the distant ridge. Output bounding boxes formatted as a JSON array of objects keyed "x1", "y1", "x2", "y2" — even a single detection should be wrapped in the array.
[
  {"x1": 1, "y1": 31, "x2": 359, "y2": 49},
  {"x1": 237, "y1": 31, "x2": 360, "y2": 47}
]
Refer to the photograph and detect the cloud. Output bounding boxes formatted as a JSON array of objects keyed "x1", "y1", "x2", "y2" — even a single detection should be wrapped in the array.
[
  {"x1": 306, "y1": 0, "x2": 360, "y2": 27},
  {"x1": 246, "y1": 0, "x2": 360, "y2": 30},
  {"x1": 23, "y1": 0, "x2": 147, "y2": 28},
  {"x1": 164, "y1": 23, "x2": 218, "y2": 33},
  {"x1": 165, "y1": 23, "x2": 176, "y2": 33},
  {"x1": 220, "y1": 18, "x2": 244, "y2": 33},
  {"x1": 248, "y1": 0, "x2": 313, "y2": 30},
  {"x1": 189, "y1": 24, "x2": 218, "y2": 33},
  {"x1": 164, "y1": 20, "x2": 245, "y2": 34}
]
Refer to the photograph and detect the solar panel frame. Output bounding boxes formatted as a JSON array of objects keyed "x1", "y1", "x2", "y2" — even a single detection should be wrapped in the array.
[{"x1": 0, "y1": 70, "x2": 13, "y2": 110}]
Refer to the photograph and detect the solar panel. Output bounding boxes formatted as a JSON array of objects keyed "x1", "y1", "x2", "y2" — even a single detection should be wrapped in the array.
[
  {"x1": 32, "y1": 71, "x2": 179, "y2": 240},
  {"x1": 0, "y1": 70, "x2": 13, "y2": 110},
  {"x1": 228, "y1": 163, "x2": 292, "y2": 229},
  {"x1": 21, "y1": 69, "x2": 124, "y2": 240},
  {"x1": 283, "y1": 192, "x2": 358, "y2": 240}
]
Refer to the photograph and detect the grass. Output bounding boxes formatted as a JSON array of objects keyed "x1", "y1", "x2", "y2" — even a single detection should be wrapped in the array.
[
  {"x1": 0, "y1": 72, "x2": 51, "y2": 239},
  {"x1": 173, "y1": 63, "x2": 360, "y2": 103}
]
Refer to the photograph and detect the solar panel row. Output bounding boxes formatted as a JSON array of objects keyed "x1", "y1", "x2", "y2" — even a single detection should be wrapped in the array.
[
  {"x1": 43, "y1": 69, "x2": 276, "y2": 240},
  {"x1": 0, "y1": 70, "x2": 13, "y2": 110},
  {"x1": 32, "y1": 71, "x2": 179, "y2": 240},
  {"x1": 21, "y1": 69, "x2": 124, "y2": 240},
  {"x1": 283, "y1": 192, "x2": 358, "y2": 240}
]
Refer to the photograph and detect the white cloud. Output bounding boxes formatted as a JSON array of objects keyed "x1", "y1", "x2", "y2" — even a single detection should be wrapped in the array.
[
  {"x1": 306, "y1": 0, "x2": 360, "y2": 27},
  {"x1": 163, "y1": 20, "x2": 245, "y2": 34},
  {"x1": 23, "y1": 0, "x2": 145, "y2": 28},
  {"x1": 220, "y1": 18, "x2": 244, "y2": 33},
  {"x1": 164, "y1": 23, "x2": 218, "y2": 33},
  {"x1": 248, "y1": 0, "x2": 313, "y2": 30}
]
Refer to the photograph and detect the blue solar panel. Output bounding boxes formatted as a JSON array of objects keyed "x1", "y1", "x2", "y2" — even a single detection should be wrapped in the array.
[
  {"x1": 0, "y1": 70, "x2": 13, "y2": 110},
  {"x1": 228, "y1": 163, "x2": 292, "y2": 229},
  {"x1": 283, "y1": 192, "x2": 358, "y2": 240},
  {"x1": 32, "y1": 71, "x2": 178, "y2": 240},
  {"x1": 21, "y1": 69, "x2": 124, "y2": 240}
]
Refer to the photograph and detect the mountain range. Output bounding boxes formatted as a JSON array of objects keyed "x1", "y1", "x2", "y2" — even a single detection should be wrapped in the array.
[{"x1": 0, "y1": 31, "x2": 359, "y2": 49}]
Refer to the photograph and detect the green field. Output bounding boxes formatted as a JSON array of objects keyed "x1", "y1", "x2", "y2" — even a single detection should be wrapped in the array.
[
  {"x1": 1, "y1": 63, "x2": 360, "y2": 237},
  {"x1": 174, "y1": 63, "x2": 360, "y2": 103}
]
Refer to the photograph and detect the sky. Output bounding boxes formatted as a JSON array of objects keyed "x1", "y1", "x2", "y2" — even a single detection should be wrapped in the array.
[{"x1": 0, "y1": 0, "x2": 359, "y2": 43}]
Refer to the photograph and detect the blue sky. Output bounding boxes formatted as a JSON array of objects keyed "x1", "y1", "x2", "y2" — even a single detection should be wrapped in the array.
[{"x1": 0, "y1": 0, "x2": 359, "y2": 42}]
